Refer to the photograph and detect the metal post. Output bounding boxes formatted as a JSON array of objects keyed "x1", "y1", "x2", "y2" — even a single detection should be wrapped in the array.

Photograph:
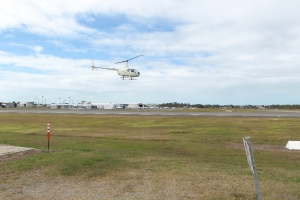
[{"x1": 245, "y1": 137, "x2": 262, "y2": 200}]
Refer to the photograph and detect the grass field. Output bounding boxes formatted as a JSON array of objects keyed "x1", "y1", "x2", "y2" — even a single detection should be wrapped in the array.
[{"x1": 0, "y1": 113, "x2": 300, "y2": 199}]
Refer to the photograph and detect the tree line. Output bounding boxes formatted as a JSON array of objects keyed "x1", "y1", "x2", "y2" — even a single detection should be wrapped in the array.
[{"x1": 158, "y1": 102, "x2": 300, "y2": 109}]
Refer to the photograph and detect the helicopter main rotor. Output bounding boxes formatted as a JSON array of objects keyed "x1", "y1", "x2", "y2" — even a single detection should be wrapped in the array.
[{"x1": 115, "y1": 55, "x2": 143, "y2": 64}]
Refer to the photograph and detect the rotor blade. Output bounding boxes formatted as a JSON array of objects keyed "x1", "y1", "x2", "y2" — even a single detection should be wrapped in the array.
[
  {"x1": 115, "y1": 60, "x2": 127, "y2": 64},
  {"x1": 115, "y1": 55, "x2": 143, "y2": 64},
  {"x1": 127, "y1": 55, "x2": 143, "y2": 61}
]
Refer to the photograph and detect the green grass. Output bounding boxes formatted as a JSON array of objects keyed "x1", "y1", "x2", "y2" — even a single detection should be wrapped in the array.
[{"x1": 1, "y1": 113, "x2": 300, "y2": 199}]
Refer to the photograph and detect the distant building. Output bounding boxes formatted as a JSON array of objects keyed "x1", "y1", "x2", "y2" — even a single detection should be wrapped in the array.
[
  {"x1": 1, "y1": 101, "x2": 145, "y2": 110},
  {"x1": 8, "y1": 103, "x2": 14, "y2": 108},
  {"x1": 126, "y1": 103, "x2": 145, "y2": 109},
  {"x1": 49, "y1": 104, "x2": 75, "y2": 109},
  {"x1": 90, "y1": 103, "x2": 115, "y2": 109},
  {"x1": 24, "y1": 102, "x2": 35, "y2": 108}
]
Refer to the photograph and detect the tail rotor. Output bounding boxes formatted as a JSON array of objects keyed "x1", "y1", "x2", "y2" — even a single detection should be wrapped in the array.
[{"x1": 91, "y1": 61, "x2": 96, "y2": 71}]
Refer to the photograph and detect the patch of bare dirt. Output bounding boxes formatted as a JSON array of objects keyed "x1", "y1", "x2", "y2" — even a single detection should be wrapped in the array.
[
  {"x1": 0, "y1": 149, "x2": 40, "y2": 163},
  {"x1": 226, "y1": 143, "x2": 292, "y2": 152}
]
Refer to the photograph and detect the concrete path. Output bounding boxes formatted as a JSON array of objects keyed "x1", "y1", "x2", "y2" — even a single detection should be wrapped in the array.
[{"x1": 0, "y1": 144, "x2": 34, "y2": 156}]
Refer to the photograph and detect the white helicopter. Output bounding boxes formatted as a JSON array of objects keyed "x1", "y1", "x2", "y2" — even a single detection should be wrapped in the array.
[{"x1": 92, "y1": 55, "x2": 142, "y2": 80}]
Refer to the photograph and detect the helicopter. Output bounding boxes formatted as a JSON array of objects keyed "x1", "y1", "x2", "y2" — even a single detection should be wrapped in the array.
[{"x1": 92, "y1": 55, "x2": 142, "y2": 80}]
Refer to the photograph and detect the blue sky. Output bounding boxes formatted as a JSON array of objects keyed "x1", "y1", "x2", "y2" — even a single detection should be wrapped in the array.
[{"x1": 1, "y1": 0, "x2": 300, "y2": 105}]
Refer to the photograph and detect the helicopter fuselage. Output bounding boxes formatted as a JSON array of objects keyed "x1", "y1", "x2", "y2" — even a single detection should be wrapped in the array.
[{"x1": 117, "y1": 68, "x2": 140, "y2": 78}]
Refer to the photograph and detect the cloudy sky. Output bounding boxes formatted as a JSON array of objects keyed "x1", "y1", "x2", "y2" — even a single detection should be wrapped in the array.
[{"x1": 1, "y1": 0, "x2": 300, "y2": 105}]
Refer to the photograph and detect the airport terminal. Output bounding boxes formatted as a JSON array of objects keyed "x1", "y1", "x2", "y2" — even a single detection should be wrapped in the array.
[{"x1": 0, "y1": 101, "x2": 146, "y2": 109}]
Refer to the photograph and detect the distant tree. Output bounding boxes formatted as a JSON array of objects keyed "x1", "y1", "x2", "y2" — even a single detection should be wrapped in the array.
[
  {"x1": 12, "y1": 101, "x2": 17, "y2": 108},
  {"x1": 158, "y1": 103, "x2": 300, "y2": 110},
  {"x1": 194, "y1": 104, "x2": 204, "y2": 108}
]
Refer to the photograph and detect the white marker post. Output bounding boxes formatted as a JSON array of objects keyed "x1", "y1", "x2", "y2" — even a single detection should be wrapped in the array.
[
  {"x1": 47, "y1": 121, "x2": 51, "y2": 150},
  {"x1": 243, "y1": 137, "x2": 262, "y2": 200}
]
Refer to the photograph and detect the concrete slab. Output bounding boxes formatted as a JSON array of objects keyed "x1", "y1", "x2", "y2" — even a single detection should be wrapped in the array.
[
  {"x1": 0, "y1": 144, "x2": 34, "y2": 156},
  {"x1": 286, "y1": 141, "x2": 300, "y2": 150}
]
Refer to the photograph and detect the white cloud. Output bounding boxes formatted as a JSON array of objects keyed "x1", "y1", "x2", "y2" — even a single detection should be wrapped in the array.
[
  {"x1": 9, "y1": 43, "x2": 43, "y2": 53},
  {"x1": 1, "y1": 51, "x2": 299, "y2": 104},
  {"x1": 49, "y1": 40, "x2": 86, "y2": 52},
  {"x1": 32, "y1": 46, "x2": 43, "y2": 53}
]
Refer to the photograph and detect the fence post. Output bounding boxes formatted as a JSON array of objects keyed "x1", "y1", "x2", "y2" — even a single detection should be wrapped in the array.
[{"x1": 47, "y1": 121, "x2": 50, "y2": 150}]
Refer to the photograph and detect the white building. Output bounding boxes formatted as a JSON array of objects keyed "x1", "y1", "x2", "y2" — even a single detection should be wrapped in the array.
[
  {"x1": 47, "y1": 102, "x2": 145, "y2": 109},
  {"x1": 90, "y1": 103, "x2": 116, "y2": 109},
  {"x1": 49, "y1": 104, "x2": 74, "y2": 109}
]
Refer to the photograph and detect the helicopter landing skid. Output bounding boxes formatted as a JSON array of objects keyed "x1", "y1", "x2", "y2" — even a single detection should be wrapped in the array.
[{"x1": 120, "y1": 77, "x2": 136, "y2": 80}]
